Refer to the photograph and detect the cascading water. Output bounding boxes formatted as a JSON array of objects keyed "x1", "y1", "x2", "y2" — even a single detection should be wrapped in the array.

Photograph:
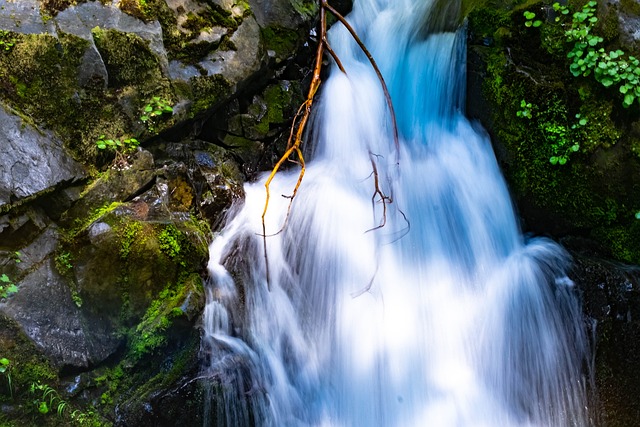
[{"x1": 201, "y1": 0, "x2": 593, "y2": 425}]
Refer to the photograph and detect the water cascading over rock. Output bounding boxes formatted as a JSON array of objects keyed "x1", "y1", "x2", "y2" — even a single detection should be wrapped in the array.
[{"x1": 201, "y1": 0, "x2": 594, "y2": 425}]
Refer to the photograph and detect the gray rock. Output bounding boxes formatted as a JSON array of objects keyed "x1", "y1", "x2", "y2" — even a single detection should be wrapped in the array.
[
  {"x1": 199, "y1": 16, "x2": 263, "y2": 86},
  {"x1": 56, "y1": 1, "x2": 169, "y2": 73},
  {"x1": 0, "y1": 103, "x2": 85, "y2": 209},
  {"x1": 0, "y1": 259, "x2": 116, "y2": 369},
  {"x1": 249, "y1": 0, "x2": 309, "y2": 28},
  {"x1": 0, "y1": 0, "x2": 55, "y2": 34}
]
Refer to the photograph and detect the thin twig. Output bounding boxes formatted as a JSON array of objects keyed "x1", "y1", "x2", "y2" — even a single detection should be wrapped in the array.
[{"x1": 322, "y1": 0, "x2": 400, "y2": 163}]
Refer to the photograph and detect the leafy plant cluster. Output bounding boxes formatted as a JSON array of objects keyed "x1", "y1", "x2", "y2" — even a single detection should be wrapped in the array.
[
  {"x1": 0, "y1": 274, "x2": 18, "y2": 299},
  {"x1": 1, "y1": 356, "x2": 101, "y2": 425},
  {"x1": 140, "y1": 96, "x2": 173, "y2": 131},
  {"x1": 1, "y1": 251, "x2": 21, "y2": 299},
  {"x1": 516, "y1": 98, "x2": 587, "y2": 165},
  {"x1": 526, "y1": 1, "x2": 640, "y2": 108},
  {"x1": 1, "y1": 357, "x2": 13, "y2": 398},
  {"x1": 0, "y1": 30, "x2": 16, "y2": 52},
  {"x1": 95, "y1": 96, "x2": 173, "y2": 165}
]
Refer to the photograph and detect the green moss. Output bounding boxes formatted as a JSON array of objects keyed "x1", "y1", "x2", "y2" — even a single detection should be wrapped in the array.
[
  {"x1": 119, "y1": 221, "x2": 144, "y2": 259},
  {"x1": 290, "y1": 0, "x2": 318, "y2": 19},
  {"x1": 592, "y1": 223, "x2": 640, "y2": 264},
  {"x1": 182, "y1": 6, "x2": 238, "y2": 32},
  {"x1": 40, "y1": 0, "x2": 78, "y2": 16},
  {"x1": 190, "y1": 74, "x2": 232, "y2": 114},
  {"x1": 620, "y1": 0, "x2": 640, "y2": 17},
  {"x1": 261, "y1": 25, "x2": 301, "y2": 59},
  {"x1": 127, "y1": 273, "x2": 203, "y2": 362},
  {"x1": 469, "y1": 3, "x2": 640, "y2": 261},
  {"x1": 91, "y1": 28, "x2": 163, "y2": 88}
]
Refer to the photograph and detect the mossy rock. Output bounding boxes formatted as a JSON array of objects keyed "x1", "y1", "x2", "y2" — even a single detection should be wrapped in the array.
[
  {"x1": 91, "y1": 28, "x2": 164, "y2": 89},
  {"x1": 468, "y1": 2, "x2": 640, "y2": 264}
]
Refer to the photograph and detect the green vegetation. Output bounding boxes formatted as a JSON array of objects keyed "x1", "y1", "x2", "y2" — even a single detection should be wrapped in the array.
[
  {"x1": 140, "y1": 96, "x2": 173, "y2": 131},
  {"x1": 468, "y1": 0, "x2": 640, "y2": 264},
  {"x1": 526, "y1": 1, "x2": 640, "y2": 108},
  {"x1": 0, "y1": 358, "x2": 13, "y2": 398},
  {"x1": 0, "y1": 30, "x2": 16, "y2": 52},
  {"x1": 0, "y1": 274, "x2": 18, "y2": 299}
]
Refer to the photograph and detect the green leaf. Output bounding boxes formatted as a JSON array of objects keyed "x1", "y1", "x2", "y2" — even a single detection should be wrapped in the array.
[
  {"x1": 571, "y1": 144, "x2": 580, "y2": 152},
  {"x1": 600, "y1": 77, "x2": 614, "y2": 87},
  {"x1": 525, "y1": 21, "x2": 532, "y2": 27},
  {"x1": 39, "y1": 402, "x2": 49, "y2": 414},
  {"x1": 0, "y1": 358, "x2": 9, "y2": 366},
  {"x1": 153, "y1": 110, "x2": 163, "y2": 115},
  {"x1": 624, "y1": 93, "x2": 635, "y2": 107},
  {"x1": 620, "y1": 85, "x2": 629, "y2": 94},
  {"x1": 524, "y1": 11, "x2": 536, "y2": 20},
  {"x1": 140, "y1": 115, "x2": 149, "y2": 121},
  {"x1": 0, "y1": 274, "x2": 10, "y2": 283},
  {"x1": 6, "y1": 284, "x2": 17, "y2": 295},
  {"x1": 550, "y1": 156, "x2": 559, "y2": 165},
  {"x1": 558, "y1": 157, "x2": 567, "y2": 165},
  {"x1": 533, "y1": 20, "x2": 542, "y2": 27},
  {"x1": 579, "y1": 118, "x2": 587, "y2": 126},
  {"x1": 144, "y1": 105, "x2": 153, "y2": 112},
  {"x1": 635, "y1": 211, "x2": 640, "y2": 220}
]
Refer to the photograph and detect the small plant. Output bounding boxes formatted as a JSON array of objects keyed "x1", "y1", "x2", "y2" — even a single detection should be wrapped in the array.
[
  {"x1": 55, "y1": 251, "x2": 73, "y2": 272},
  {"x1": 140, "y1": 96, "x2": 173, "y2": 131},
  {"x1": 543, "y1": 1, "x2": 640, "y2": 108},
  {"x1": 30, "y1": 382, "x2": 67, "y2": 417},
  {"x1": 523, "y1": 10, "x2": 542, "y2": 28},
  {"x1": 0, "y1": 30, "x2": 16, "y2": 52},
  {"x1": 0, "y1": 274, "x2": 18, "y2": 299},
  {"x1": 95, "y1": 135, "x2": 139, "y2": 153},
  {"x1": 516, "y1": 99, "x2": 533, "y2": 119},
  {"x1": 0, "y1": 357, "x2": 13, "y2": 398},
  {"x1": 95, "y1": 135, "x2": 140, "y2": 167},
  {"x1": 547, "y1": 113, "x2": 586, "y2": 165}
]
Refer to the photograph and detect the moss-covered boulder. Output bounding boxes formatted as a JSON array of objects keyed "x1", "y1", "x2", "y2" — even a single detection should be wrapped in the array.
[{"x1": 467, "y1": 0, "x2": 640, "y2": 263}]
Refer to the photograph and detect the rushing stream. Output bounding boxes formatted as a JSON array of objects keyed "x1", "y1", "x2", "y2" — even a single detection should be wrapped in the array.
[{"x1": 201, "y1": 0, "x2": 593, "y2": 425}]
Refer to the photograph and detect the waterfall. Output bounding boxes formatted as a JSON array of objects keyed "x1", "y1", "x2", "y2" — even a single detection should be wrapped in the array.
[{"x1": 201, "y1": 0, "x2": 593, "y2": 425}]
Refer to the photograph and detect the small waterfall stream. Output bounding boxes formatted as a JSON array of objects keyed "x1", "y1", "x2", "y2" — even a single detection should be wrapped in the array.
[{"x1": 201, "y1": 0, "x2": 593, "y2": 425}]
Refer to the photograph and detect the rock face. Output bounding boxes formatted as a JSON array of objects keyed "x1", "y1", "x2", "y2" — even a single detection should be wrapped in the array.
[
  {"x1": 0, "y1": 0, "x2": 314, "y2": 424},
  {"x1": 0, "y1": 103, "x2": 85, "y2": 209},
  {"x1": 571, "y1": 254, "x2": 640, "y2": 426}
]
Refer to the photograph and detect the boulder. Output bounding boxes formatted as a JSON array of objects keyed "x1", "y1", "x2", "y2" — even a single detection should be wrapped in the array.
[{"x1": 0, "y1": 103, "x2": 85, "y2": 210}]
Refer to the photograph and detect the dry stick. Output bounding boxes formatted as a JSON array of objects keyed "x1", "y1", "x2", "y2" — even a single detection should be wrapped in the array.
[
  {"x1": 260, "y1": 5, "x2": 328, "y2": 288},
  {"x1": 260, "y1": 1, "x2": 402, "y2": 288},
  {"x1": 366, "y1": 153, "x2": 392, "y2": 233}
]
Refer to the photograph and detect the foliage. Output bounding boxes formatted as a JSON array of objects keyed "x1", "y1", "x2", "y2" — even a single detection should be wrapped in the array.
[
  {"x1": 527, "y1": 1, "x2": 640, "y2": 108},
  {"x1": 523, "y1": 10, "x2": 542, "y2": 28},
  {"x1": 0, "y1": 357, "x2": 13, "y2": 398},
  {"x1": 0, "y1": 30, "x2": 16, "y2": 52},
  {"x1": 95, "y1": 135, "x2": 139, "y2": 154},
  {"x1": 28, "y1": 382, "x2": 99, "y2": 424},
  {"x1": 516, "y1": 99, "x2": 532, "y2": 119},
  {"x1": 0, "y1": 274, "x2": 18, "y2": 299},
  {"x1": 139, "y1": 96, "x2": 173, "y2": 132},
  {"x1": 515, "y1": 98, "x2": 587, "y2": 165},
  {"x1": 55, "y1": 251, "x2": 73, "y2": 272}
]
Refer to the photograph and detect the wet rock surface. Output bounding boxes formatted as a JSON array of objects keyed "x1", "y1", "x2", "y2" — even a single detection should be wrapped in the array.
[
  {"x1": 0, "y1": 103, "x2": 85, "y2": 209},
  {"x1": 571, "y1": 254, "x2": 640, "y2": 426}
]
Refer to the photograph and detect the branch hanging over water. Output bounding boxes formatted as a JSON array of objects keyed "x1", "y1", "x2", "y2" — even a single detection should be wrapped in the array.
[{"x1": 260, "y1": 0, "x2": 401, "y2": 288}]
